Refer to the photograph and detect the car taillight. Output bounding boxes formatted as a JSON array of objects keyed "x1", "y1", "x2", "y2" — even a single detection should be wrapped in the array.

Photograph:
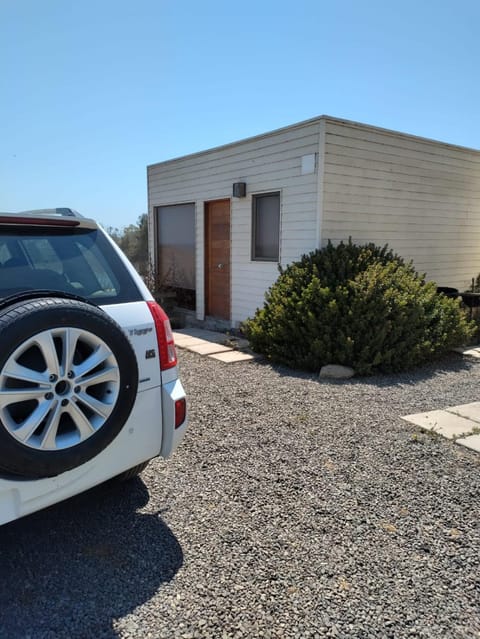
[
  {"x1": 175, "y1": 398, "x2": 186, "y2": 428},
  {"x1": 147, "y1": 301, "x2": 177, "y2": 370}
]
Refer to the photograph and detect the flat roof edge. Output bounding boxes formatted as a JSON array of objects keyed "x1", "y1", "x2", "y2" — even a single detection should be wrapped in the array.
[
  {"x1": 322, "y1": 116, "x2": 480, "y2": 154},
  {"x1": 147, "y1": 115, "x2": 327, "y2": 169},
  {"x1": 147, "y1": 115, "x2": 479, "y2": 170}
]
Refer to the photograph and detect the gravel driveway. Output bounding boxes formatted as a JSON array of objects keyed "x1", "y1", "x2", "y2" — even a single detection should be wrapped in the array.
[{"x1": 0, "y1": 350, "x2": 479, "y2": 639}]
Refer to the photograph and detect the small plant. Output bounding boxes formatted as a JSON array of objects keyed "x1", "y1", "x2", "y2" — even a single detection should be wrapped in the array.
[
  {"x1": 244, "y1": 239, "x2": 475, "y2": 374},
  {"x1": 141, "y1": 256, "x2": 196, "y2": 314}
]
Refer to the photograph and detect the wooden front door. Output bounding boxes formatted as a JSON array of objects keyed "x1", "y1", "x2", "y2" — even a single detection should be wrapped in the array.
[{"x1": 205, "y1": 199, "x2": 231, "y2": 320}]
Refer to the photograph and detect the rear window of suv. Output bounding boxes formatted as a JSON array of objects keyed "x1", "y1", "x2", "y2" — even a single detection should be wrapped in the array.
[{"x1": 0, "y1": 227, "x2": 142, "y2": 305}]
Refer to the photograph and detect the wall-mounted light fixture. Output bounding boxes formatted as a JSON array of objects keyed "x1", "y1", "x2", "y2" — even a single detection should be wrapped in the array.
[{"x1": 232, "y1": 182, "x2": 246, "y2": 198}]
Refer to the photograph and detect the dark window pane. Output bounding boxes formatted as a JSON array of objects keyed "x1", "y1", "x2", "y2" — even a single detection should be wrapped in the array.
[
  {"x1": 253, "y1": 193, "x2": 280, "y2": 260},
  {"x1": 156, "y1": 204, "x2": 196, "y2": 310},
  {"x1": 0, "y1": 228, "x2": 142, "y2": 304}
]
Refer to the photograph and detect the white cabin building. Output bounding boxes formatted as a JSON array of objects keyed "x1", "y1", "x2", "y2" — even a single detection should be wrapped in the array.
[{"x1": 147, "y1": 116, "x2": 480, "y2": 327}]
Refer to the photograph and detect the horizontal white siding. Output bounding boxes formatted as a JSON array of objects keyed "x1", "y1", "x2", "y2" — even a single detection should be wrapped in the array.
[
  {"x1": 322, "y1": 120, "x2": 480, "y2": 290},
  {"x1": 148, "y1": 121, "x2": 321, "y2": 324}
]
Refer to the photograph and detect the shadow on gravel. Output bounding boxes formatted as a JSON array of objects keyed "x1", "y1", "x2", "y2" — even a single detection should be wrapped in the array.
[
  {"x1": 253, "y1": 351, "x2": 475, "y2": 387},
  {"x1": 0, "y1": 477, "x2": 183, "y2": 639}
]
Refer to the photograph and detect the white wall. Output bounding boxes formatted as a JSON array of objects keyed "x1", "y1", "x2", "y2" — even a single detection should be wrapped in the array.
[
  {"x1": 148, "y1": 120, "x2": 322, "y2": 324},
  {"x1": 321, "y1": 119, "x2": 480, "y2": 290}
]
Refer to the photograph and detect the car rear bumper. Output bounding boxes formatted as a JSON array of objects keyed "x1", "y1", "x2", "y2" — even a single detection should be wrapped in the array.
[{"x1": 0, "y1": 378, "x2": 187, "y2": 527}]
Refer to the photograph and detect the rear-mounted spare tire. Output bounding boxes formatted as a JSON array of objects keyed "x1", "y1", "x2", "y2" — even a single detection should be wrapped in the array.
[{"x1": 0, "y1": 297, "x2": 138, "y2": 478}]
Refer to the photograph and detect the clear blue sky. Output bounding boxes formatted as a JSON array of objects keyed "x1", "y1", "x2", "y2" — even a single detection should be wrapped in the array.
[{"x1": 1, "y1": 0, "x2": 478, "y2": 228}]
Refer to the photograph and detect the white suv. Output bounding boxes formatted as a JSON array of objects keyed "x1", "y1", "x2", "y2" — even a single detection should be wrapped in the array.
[{"x1": 0, "y1": 208, "x2": 187, "y2": 526}]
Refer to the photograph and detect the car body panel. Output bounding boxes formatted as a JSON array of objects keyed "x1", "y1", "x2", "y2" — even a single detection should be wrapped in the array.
[{"x1": 101, "y1": 301, "x2": 162, "y2": 392}]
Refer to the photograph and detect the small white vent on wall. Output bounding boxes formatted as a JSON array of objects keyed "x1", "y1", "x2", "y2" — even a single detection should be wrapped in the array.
[{"x1": 301, "y1": 154, "x2": 316, "y2": 175}]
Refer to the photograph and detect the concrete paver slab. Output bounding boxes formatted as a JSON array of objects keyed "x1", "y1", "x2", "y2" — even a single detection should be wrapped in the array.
[
  {"x1": 173, "y1": 335, "x2": 210, "y2": 348},
  {"x1": 446, "y1": 402, "x2": 480, "y2": 424},
  {"x1": 456, "y1": 434, "x2": 480, "y2": 453},
  {"x1": 172, "y1": 328, "x2": 256, "y2": 363},
  {"x1": 452, "y1": 345, "x2": 480, "y2": 358},
  {"x1": 187, "y1": 343, "x2": 232, "y2": 355},
  {"x1": 174, "y1": 329, "x2": 230, "y2": 344},
  {"x1": 209, "y1": 351, "x2": 256, "y2": 363},
  {"x1": 402, "y1": 409, "x2": 477, "y2": 439}
]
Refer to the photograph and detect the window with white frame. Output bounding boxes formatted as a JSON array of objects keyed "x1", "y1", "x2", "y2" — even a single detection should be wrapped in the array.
[{"x1": 252, "y1": 192, "x2": 280, "y2": 261}]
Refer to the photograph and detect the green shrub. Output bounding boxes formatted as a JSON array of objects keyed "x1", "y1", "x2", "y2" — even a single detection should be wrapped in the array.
[{"x1": 244, "y1": 240, "x2": 475, "y2": 374}]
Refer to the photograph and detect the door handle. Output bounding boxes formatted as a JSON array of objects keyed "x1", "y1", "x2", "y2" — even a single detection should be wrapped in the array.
[{"x1": 217, "y1": 263, "x2": 224, "y2": 269}]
